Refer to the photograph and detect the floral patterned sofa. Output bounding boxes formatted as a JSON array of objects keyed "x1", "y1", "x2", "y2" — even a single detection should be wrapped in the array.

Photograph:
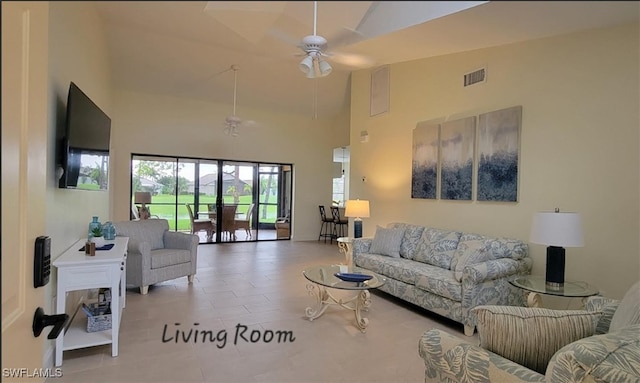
[
  {"x1": 352, "y1": 223, "x2": 532, "y2": 336},
  {"x1": 418, "y1": 281, "x2": 640, "y2": 383}
]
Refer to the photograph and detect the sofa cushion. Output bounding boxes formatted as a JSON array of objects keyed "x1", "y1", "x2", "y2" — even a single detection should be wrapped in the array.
[
  {"x1": 355, "y1": 253, "x2": 415, "y2": 284},
  {"x1": 150, "y1": 248, "x2": 192, "y2": 269},
  {"x1": 414, "y1": 265, "x2": 462, "y2": 301},
  {"x1": 369, "y1": 226, "x2": 405, "y2": 258},
  {"x1": 450, "y1": 234, "x2": 492, "y2": 281},
  {"x1": 546, "y1": 324, "x2": 640, "y2": 383},
  {"x1": 355, "y1": 253, "x2": 389, "y2": 276},
  {"x1": 473, "y1": 305, "x2": 601, "y2": 374},
  {"x1": 413, "y1": 228, "x2": 461, "y2": 269},
  {"x1": 387, "y1": 223, "x2": 425, "y2": 259},
  {"x1": 380, "y1": 257, "x2": 420, "y2": 285},
  {"x1": 610, "y1": 280, "x2": 640, "y2": 331}
]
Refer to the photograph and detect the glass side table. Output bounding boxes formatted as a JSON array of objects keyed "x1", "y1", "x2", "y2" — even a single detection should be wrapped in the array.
[
  {"x1": 336, "y1": 237, "x2": 353, "y2": 269},
  {"x1": 510, "y1": 275, "x2": 599, "y2": 308}
]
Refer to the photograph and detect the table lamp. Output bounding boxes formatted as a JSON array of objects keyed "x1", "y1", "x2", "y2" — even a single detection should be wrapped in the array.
[
  {"x1": 134, "y1": 192, "x2": 152, "y2": 220},
  {"x1": 345, "y1": 199, "x2": 370, "y2": 238},
  {"x1": 529, "y1": 208, "x2": 584, "y2": 289}
]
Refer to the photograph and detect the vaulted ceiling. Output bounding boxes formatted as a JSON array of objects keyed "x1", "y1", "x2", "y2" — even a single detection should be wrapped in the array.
[{"x1": 95, "y1": 1, "x2": 639, "y2": 118}]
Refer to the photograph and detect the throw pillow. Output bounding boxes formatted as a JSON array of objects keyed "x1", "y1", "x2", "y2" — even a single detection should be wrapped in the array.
[
  {"x1": 387, "y1": 223, "x2": 425, "y2": 259},
  {"x1": 473, "y1": 305, "x2": 601, "y2": 374},
  {"x1": 369, "y1": 225, "x2": 405, "y2": 258},
  {"x1": 413, "y1": 228, "x2": 461, "y2": 269},
  {"x1": 609, "y1": 280, "x2": 640, "y2": 331}
]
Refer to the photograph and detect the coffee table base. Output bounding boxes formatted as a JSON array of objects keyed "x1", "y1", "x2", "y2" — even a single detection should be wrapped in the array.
[{"x1": 305, "y1": 283, "x2": 371, "y2": 332}]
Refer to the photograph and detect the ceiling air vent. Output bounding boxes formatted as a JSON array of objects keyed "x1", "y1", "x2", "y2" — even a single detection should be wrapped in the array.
[{"x1": 463, "y1": 67, "x2": 486, "y2": 87}]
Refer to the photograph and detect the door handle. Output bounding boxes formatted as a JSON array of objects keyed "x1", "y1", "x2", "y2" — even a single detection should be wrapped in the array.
[{"x1": 32, "y1": 307, "x2": 69, "y2": 339}]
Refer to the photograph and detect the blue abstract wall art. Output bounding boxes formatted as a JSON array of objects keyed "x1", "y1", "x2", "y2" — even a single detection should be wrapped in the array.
[
  {"x1": 477, "y1": 106, "x2": 522, "y2": 202},
  {"x1": 411, "y1": 121, "x2": 439, "y2": 199},
  {"x1": 440, "y1": 116, "x2": 476, "y2": 201}
]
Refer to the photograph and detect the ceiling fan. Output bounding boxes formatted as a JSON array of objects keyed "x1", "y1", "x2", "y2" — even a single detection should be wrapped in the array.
[
  {"x1": 292, "y1": 1, "x2": 375, "y2": 79},
  {"x1": 223, "y1": 65, "x2": 256, "y2": 137}
]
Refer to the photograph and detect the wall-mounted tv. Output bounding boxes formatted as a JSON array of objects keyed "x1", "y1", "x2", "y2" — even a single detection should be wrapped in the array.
[{"x1": 58, "y1": 82, "x2": 111, "y2": 190}]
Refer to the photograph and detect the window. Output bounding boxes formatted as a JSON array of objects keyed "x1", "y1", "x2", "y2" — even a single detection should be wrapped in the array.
[{"x1": 131, "y1": 154, "x2": 292, "y2": 243}]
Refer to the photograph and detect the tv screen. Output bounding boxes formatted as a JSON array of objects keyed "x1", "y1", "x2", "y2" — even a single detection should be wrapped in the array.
[{"x1": 59, "y1": 82, "x2": 111, "y2": 190}]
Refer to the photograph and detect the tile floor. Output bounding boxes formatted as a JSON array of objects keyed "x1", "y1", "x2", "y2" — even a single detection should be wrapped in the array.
[{"x1": 51, "y1": 240, "x2": 475, "y2": 383}]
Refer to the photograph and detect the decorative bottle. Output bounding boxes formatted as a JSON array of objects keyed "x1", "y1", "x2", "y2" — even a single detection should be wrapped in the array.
[
  {"x1": 88, "y1": 216, "x2": 102, "y2": 240},
  {"x1": 102, "y1": 221, "x2": 116, "y2": 240}
]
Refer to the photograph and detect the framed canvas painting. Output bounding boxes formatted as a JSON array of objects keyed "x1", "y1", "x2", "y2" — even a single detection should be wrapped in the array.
[
  {"x1": 477, "y1": 106, "x2": 522, "y2": 202},
  {"x1": 440, "y1": 116, "x2": 475, "y2": 201},
  {"x1": 411, "y1": 121, "x2": 439, "y2": 199}
]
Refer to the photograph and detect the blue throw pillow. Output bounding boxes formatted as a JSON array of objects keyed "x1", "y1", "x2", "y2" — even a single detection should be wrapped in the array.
[{"x1": 369, "y1": 225, "x2": 405, "y2": 258}]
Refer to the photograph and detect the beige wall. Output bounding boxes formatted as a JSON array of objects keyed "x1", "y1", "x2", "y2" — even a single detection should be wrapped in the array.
[
  {"x1": 42, "y1": 1, "x2": 347, "y2": 367},
  {"x1": 47, "y1": 1, "x2": 112, "y2": 256},
  {"x1": 45, "y1": 1, "x2": 349, "y2": 249},
  {"x1": 109, "y1": 89, "x2": 345, "y2": 240},
  {"x1": 45, "y1": 0, "x2": 112, "y2": 367},
  {"x1": 349, "y1": 22, "x2": 639, "y2": 299}
]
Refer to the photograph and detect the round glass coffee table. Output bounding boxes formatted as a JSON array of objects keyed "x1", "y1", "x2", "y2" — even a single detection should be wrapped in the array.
[
  {"x1": 302, "y1": 265, "x2": 385, "y2": 332},
  {"x1": 510, "y1": 275, "x2": 599, "y2": 307}
]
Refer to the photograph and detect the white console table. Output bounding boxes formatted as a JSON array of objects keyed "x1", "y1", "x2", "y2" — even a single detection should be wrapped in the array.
[{"x1": 53, "y1": 237, "x2": 128, "y2": 366}]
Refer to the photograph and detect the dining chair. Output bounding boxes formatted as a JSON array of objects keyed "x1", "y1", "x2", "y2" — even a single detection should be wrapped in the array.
[
  {"x1": 131, "y1": 204, "x2": 159, "y2": 220},
  {"x1": 234, "y1": 203, "x2": 254, "y2": 239},
  {"x1": 185, "y1": 204, "x2": 214, "y2": 241},
  {"x1": 220, "y1": 205, "x2": 238, "y2": 241},
  {"x1": 207, "y1": 204, "x2": 217, "y2": 220}
]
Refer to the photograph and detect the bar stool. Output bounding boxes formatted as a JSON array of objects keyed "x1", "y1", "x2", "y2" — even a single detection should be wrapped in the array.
[
  {"x1": 318, "y1": 205, "x2": 335, "y2": 243},
  {"x1": 331, "y1": 206, "x2": 348, "y2": 240}
]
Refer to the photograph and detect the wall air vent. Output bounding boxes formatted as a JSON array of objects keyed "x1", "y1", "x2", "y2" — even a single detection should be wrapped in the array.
[{"x1": 463, "y1": 67, "x2": 486, "y2": 87}]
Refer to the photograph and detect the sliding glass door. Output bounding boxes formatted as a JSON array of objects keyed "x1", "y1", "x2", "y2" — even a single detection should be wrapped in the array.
[{"x1": 131, "y1": 154, "x2": 292, "y2": 244}]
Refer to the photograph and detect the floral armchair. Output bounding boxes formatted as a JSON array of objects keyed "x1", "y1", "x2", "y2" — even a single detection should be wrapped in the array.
[{"x1": 418, "y1": 281, "x2": 640, "y2": 383}]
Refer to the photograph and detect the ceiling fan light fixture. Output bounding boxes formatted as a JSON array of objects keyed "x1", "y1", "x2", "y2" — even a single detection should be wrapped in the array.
[
  {"x1": 318, "y1": 59, "x2": 332, "y2": 76},
  {"x1": 225, "y1": 115, "x2": 242, "y2": 125},
  {"x1": 299, "y1": 55, "x2": 314, "y2": 75},
  {"x1": 306, "y1": 69, "x2": 317, "y2": 79}
]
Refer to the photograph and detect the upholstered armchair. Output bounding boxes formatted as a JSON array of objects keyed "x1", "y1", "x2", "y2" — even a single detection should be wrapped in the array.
[
  {"x1": 418, "y1": 281, "x2": 640, "y2": 383},
  {"x1": 114, "y1": 219, "x2": 199, "y2": 294}
]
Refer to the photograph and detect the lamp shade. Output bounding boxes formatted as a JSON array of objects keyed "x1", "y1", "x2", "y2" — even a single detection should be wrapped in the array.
[
  {"x1": 345, "y1": 200, "x2": 370, "y2": 218},
  {"x1": 134, "y1": 192, "x2": 152, "y2": 205},
  {"x1": 529, "y1": 210, "x2": 584, "y2": 247}
]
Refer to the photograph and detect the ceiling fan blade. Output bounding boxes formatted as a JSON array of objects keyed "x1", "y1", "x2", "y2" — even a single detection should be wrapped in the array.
[
  {"x1": 325, "y1": 51, "x2": 376, "y2": 69},
  {"x1": 267, "y1": 27, "x2": 303, "y2": 48},
  {"x1": 242, "y1": 120, "x2": 259, "y2": 128},
  {"x1": 325, "y1": 26, "x2": 367, "y2": 52}
]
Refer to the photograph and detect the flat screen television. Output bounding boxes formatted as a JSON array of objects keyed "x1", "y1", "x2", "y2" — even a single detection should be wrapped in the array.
[{"x1": 58, "y1": 82, "x2": 111, "y2": 190}]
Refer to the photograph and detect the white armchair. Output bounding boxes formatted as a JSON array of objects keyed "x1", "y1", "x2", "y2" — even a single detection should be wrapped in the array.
[{"x1": 114, "y1": 219, "x2": 198, "y2": 294}]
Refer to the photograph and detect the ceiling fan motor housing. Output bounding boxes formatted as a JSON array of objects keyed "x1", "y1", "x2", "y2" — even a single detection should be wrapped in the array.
[
  {"x1": 302, "y1": 35, "x2": 327, "y2": 54},
  {"x1": 225, "y1": 115, "x2": 242, "y2": 126}
]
